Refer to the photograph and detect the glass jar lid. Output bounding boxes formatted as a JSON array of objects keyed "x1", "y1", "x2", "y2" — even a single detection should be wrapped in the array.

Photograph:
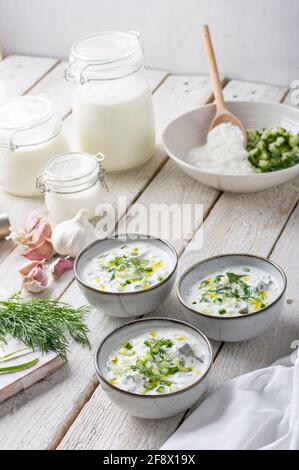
[
  {"x1": 65, "y1": 31, "x2": 144, "y2": 84},
  {"x1": 0, "y1": 96, "x2": 61, "y2": 151},
  {"x1": 37, "y1": 152, "x2": 108, "y2": 194}
]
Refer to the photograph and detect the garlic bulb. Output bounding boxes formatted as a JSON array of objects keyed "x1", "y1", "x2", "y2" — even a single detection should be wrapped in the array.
[{"x1": 51, "y1": 209, "x2": 97, "y2": 258}]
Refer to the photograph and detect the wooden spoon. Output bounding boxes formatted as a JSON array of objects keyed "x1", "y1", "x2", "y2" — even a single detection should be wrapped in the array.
[{"x1": 201, "y1": 25, "x2": 247, "y2": 146}]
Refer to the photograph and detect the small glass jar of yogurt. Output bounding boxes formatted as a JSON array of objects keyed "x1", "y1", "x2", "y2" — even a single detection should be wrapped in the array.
[
  {"x1": 37, "y1": 151, "x2": 108, "y2": 223},
  {"x1": 0, "y1": 96, "x2": 69, "y2": 196},
  {"x1": 65, "y1": 31, "x2": 155, "y2": 172}
]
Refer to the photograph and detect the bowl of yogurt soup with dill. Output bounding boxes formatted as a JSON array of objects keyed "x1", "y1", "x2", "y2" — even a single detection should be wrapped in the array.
[
  {"x1": 177, "y1": 254, "x2": 287, "y2": 342},
  {"x1": 163, "y1": 101, "x2": 299, "y2": 193},
  {"x1": 95, "y1": 318, "x2": 212, "y2": 418},
  {"x1": 74, "y1": 235, "x2": 178, "y2": 318}
]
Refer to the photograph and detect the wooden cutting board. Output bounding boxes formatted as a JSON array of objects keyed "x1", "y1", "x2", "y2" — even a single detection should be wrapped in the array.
[{"x1": 0, "y1": 337, "x2": 64, "y2": 403}]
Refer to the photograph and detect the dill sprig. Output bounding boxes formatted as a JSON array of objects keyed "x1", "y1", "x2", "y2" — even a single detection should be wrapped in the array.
[{"x1": 0, "y1": 293, "x2": 91, "y2": 359}]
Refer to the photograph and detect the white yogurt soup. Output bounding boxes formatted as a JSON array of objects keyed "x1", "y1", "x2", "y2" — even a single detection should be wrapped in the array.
[
  {"x1": 188, "y1": 122, "x2": 254, "y2": 175},
  {"x1": 84, "y1": 241, "x2": 174, "y2": 293},
  {"x1": 186, "y1": 264, "x2": 280, "y2": 317},
  {"x1": 104, "y1": 327, "x2": 210, "y2": 395}
]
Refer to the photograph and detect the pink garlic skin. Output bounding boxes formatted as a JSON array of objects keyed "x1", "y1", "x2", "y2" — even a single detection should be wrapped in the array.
[
  {"x1": 19, "y1": 260, "x2": 41, "y2": 276},
  {"x1": 29, "y1": 221, "x2": 52, "y2": 247},
  {"x1": 22, "y1": 238, "x2": 54, "y2": 261},
  {"x1": 7, "y1": 213, "x2": 51, "y2": 248},
  {"x1": 23, "y1": 265, "x2": 48, "y2": 293},
  {"x1": 51, "y1": 257, "x2": 74, "y2": 280}
]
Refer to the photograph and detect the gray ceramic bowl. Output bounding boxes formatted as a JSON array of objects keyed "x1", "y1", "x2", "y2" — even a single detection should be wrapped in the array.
[
  {"x1": 95, "y1": 317, "x2": 212, "y2": 419},
  {"x1": 177, "y1": 254, "x2": 287, "y2": 342},
  {"x1": 74, "y1": 234, "x2": 178, "y2": 318}
]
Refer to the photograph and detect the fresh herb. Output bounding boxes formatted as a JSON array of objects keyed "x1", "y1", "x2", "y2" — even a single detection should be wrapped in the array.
[
  {"x1": 0, "y1": 357, "x2": 39, "y2": 374},
  {"x1": 131, "y1": 359, "x2": 173, "y2": 390},
  {"x1": 122, "y1": 342, "x2": 133, "y2": 350},
  {"x1": 196, "y1": 269, "x2": 270, "y2": 314},
  {"x1": 143, "y1": 338, "x2": 173, "y2": 359},
  {"x1": 226, "y1": 272, "x2": 244, "y2": 283},
  {"x1": 0, "y1": 347, "x2": 29, "y2": 362},
  {"x1": 129, "y1": 336, "x2": 194, "y2": 391},
  {"x1": 0, "y1": 293, "x2": 90, "y2": 359}
]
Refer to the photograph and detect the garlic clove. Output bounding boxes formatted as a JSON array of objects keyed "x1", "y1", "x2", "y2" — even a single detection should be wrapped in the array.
[
  {"x1": 29, "y1": 221, "x2": 52, "y2": 247},
  {"x1": 23, "y1": 279, "x2": 48, "y2": 293},
  {"x1": 51, "y1": 257, "x2": 74, "y2": 280},
  {"x1": 22, "y1": 238, "x2": 54, "y2": 261},
  {"x1": 6, "y1": 212, "x2": 51, "y2": 248},
  {"x1": 23, "y1": 265, "x2": 48, "y2": 293},
  {"x1": 19, "y1": 260, "x2": 42, "y2": 276}
]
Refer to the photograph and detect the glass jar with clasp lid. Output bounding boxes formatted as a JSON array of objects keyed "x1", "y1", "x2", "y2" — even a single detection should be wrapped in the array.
[
  {"x1": 0, "y1": 95, "x2": 69, "y2": 196},
  {"x1": 37, "y1": 151, "x2": 108, "y2": 223},
  {"x1": 65, "y1": 31, "x2": 155, "y2": 172}
]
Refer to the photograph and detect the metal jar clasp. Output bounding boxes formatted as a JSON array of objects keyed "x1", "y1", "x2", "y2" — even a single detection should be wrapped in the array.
[
  {"x1": 36, "y1": 174, "x2": 49, "y2": 193},
  {"x1": 95, "y1": 152, "x2": 108, "y2": 192}
]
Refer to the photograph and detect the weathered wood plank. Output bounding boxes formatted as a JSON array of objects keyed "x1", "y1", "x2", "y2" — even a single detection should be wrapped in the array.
[
  {"x1": 57, "y1": 80, "x2": 290, "y2": 450},
  {"x1": 27, "y1": 60, "x2": 71, "y2": 118},
  {"x1": 223, "y1": 79, "x2": 288, "y2": 102},
  {"x1": 0, "y1": 55, "x2": 58, "y2": 98},
  {"x1": 0, "y1": 74, "x2": 218, "y2": 450}
]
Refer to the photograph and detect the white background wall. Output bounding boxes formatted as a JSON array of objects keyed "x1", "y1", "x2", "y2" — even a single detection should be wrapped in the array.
[{"x1": 0, "y1": 0, "x2": 298, "y2": 86}]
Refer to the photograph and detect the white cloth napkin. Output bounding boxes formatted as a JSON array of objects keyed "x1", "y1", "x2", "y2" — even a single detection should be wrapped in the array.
[{"x1": 161, "y1": 354, "x2": 299, "y2": 450}]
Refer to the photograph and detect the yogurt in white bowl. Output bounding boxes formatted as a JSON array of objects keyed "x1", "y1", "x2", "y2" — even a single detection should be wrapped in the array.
[
  {"x1": 95, "y1": 318, "x2": 212, "y2": 418},
  {"x1": 74, "y1": 235, "x2": 178, "y2": 318},
  {"x1": 177, "y1": 254, "x2": 287, "y2": 342},
  {"x1": 163, "y1": 101, "x2": 299, "y2": 193}
]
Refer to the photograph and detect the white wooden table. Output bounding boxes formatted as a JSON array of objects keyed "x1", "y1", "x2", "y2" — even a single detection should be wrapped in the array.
[{"x1": 0, "y1": 55, "x2": 298, "y2": 450}]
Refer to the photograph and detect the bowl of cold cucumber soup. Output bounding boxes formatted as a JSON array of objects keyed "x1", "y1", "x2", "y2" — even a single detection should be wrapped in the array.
[
  {"x1": 95, "y1": 318, "x2": 212, "y2": 418},
  {"x1": 74, "y1": 234, "x2": 178, "y2": 318},
  {"x1": 177, "y1": 254, "x2": 287, "y2": 342}
]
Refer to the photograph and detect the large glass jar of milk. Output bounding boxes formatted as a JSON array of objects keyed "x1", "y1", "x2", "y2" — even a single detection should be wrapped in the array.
[
  {"x1": 0, "y1": 96, "x2": 69, "y2": 196},
  {"x1": 37, "y1": 151, "x2": 108, "y2": 223},
  {"x1": 65, "y1": 31, "x2": 155, "y2": 172}
]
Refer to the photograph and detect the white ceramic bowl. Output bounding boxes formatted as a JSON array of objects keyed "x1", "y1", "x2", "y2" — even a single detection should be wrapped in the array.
[
  {"x1": 177, "y1": 254, "x2": 287, "y2": 342},
  {"x1": 95, "y1": 317, "x2": 212, "y2": 419},
  {"x1": 163, "y1": 101, "x2": 299, "y2": 193},
  {"x1": 74, "y1": 234, "x2": 178, "y2": 318}
]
